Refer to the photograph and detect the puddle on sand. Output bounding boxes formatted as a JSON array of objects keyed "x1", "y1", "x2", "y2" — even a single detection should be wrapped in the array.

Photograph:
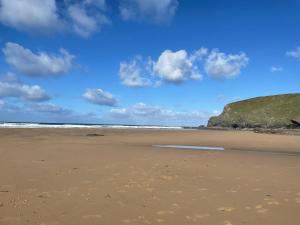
[{"x1": 152, "y1": 145, "x2": 224, "y2": 151}]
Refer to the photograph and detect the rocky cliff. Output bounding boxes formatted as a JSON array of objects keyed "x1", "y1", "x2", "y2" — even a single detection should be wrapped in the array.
[{"x1": 207, "y1": 94, "x2": 300, "y2": 129}]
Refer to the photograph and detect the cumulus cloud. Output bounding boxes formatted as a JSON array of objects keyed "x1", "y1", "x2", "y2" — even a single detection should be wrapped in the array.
[
  {"x1": 154, "y1": 50, "x2": 203, "y2": 83},
  {"x1": 286, "y1": 47, "x2": 300, "y2": 59},
  {"x1": 119, "y1": 0, "x2": 178, "y2": 23},
  {"x1": 120, "y1": 49, "x2": 206, "y2": 87},
  {"x1": 83, "y1": 88, "x2": 117, "y2": 106},
  {"x1": 120, "y1": 47, "x2": 248, "y2": 87},
  {"x1": 67, "y1": 1, "x2": 109, "y2": 38},
  {"x1": 119, "y1": 56, "x2": 154, "y2": 87},
  {"x1": 109, "y1": 102, "x2": 217, "y2": 126},
  {"x1": 0, "y1": 74, "x2": 50, "y2": 101},
  {"x1": 3, "y1": 42, "x2": 74, "y2": 77},
  {"x1": 0, "y1": 0, "x2": 63, "y2": 33},
  {"x1": 0, "y1": 0, "x2": 110, "y2": 37},
  {"x1": 204, "y1": 49, "x2": 249, "y2": 79},
  {"x1": 270, "y1": 66, "x2": 283, "y2": 72}
]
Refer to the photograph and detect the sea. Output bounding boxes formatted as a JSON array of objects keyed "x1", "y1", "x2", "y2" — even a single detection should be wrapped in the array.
[{"x1": 0, "y1": 122, "x2": 190, "y2": 130}]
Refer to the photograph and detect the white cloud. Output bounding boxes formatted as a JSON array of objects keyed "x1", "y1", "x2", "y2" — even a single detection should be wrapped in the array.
[
  {"x1": 3, "y1": 42, "x2": 74, "y2": 77},
  {"x1": 119, "y1": 56, "x2": 153, "y2": 87},
  {"x1": 83, "y1": 88, "x2": 117, "y2": 106},
  {"x1": 109, "y1": 102, "x2": 216, "y2": 126},
  {"x1": 120, "y1": 48, "x2": 249, "y2": 87},
  {"x1": 154, "y1": 50, "x2": 203, "y2": 83},
  {"x1": 0, "y1": 0, "x2": 63, "y2": 33},
  {"x1": 286, "y1": 47, "x2": 300, "y2": 59},
  {"x1": 119, "y1": 0, "x2": 178, "y2": 23},
  {"x1": 67, "y1": 1, "x2": 109, "y2": 38},
  {"x1": 270, "y1": 66, "x2": 283, "y2": 72},
  {"x1": 120, "y1": 48, "x2": 206, "y2": 87},
  {"x1": 204, "y1": 49, "x2": 249, "y2": 79},
  {"x1": 0, "y1": 74, "x2": 50, "y2": 101},
  {"x1": 0, "y1": 0, "x2": 110, "y2": 37}
]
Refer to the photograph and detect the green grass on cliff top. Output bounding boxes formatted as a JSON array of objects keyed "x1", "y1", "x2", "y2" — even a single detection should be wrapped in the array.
[{"x1": 210, "y1": 93, "x2": 300, "y2": 127}]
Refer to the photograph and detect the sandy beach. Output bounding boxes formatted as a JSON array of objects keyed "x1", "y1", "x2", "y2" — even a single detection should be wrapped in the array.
[{"x1": 0, "y1": 128, "x2": 300, "y2": 225}]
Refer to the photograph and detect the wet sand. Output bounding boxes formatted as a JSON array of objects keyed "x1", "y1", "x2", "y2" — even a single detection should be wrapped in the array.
[{"x1": 0, "y1": 128, "x2": 300, "y2": 225}]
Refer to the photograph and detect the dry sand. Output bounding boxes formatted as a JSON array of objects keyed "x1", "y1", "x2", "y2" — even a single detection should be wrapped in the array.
[{"x1": 0, "y1": 128, "x2": 300, "y2": 225}]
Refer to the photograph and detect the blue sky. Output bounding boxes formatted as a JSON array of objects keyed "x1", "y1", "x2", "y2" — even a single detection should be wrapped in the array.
[{"x1": 0, "y1": 0, "x2": 299, "y2": 126}]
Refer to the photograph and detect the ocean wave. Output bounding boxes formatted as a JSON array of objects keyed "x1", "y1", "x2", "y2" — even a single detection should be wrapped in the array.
[{"x1": 0, "y1": 122, "x2": 184, "y2": 130}]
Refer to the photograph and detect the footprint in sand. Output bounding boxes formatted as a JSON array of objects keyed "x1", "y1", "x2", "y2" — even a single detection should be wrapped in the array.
[
  {"x1": 218, "y1": 207, "x2": 235, "y2": 212},
  {"x1": 295, "y1": 198, "x2": 300, "y2": 203},
  {"x1": 224, "y1": 220, "x2": 233, "y2": 225}
]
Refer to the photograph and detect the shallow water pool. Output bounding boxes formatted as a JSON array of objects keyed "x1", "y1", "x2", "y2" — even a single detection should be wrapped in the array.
[{"x1": 152, "y1": 145, "x2": 224, "y2": 151}]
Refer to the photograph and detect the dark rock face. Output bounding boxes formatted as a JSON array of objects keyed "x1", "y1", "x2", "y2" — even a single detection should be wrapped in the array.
[{"x1": 207, "y1": 94, "x2": 300, "y2": 129}]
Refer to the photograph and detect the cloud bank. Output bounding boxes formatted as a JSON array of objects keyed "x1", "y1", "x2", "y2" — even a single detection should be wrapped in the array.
[{"x1": 110, "y1": 102, "x2": 217, "y2": 126}]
